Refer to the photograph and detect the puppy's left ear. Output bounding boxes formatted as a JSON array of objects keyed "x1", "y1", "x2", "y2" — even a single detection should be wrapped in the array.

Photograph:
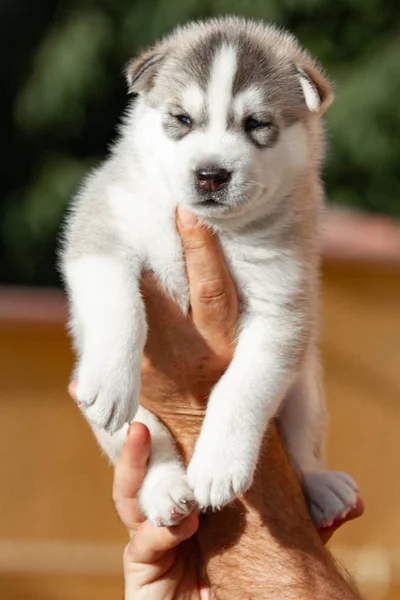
[
  {"x1": 296, "y1": 61, "x2": 334, "y2": 115},
  {"x1": 125, "y1": 47, "x2": 166, "y2": 94}
]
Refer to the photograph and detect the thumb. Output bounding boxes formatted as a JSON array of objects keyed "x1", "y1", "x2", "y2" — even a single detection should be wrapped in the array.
[{"x1": 177, "y1": 206, "x2": 237, "y2": 344}]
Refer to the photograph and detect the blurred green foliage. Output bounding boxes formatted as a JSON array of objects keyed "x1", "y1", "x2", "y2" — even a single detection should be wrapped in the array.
[{"x1": 1, "y1": 0, "x2": 399, "y2": 285}]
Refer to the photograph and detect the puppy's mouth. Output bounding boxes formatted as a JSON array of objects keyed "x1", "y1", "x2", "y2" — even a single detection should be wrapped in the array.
[
  {"x1": 194, "y1": 187, "x2": 227, "y2": 208},
  {"x1": 197, "y1": 197, "x2": 223, "y2": 208}
]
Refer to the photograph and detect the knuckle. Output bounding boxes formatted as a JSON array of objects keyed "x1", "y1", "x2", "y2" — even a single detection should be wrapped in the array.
[
  {"x1": 196, "y1": 278, "x2": 226, "y2": 304},
  {"x1": 182, "y1": 234, "x2": 208, "y2": 253}
]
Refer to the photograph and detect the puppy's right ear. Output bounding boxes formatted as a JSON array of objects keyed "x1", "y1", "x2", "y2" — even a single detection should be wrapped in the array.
[
  {"x1": 296, "y1": 61, "x2": 334, "y2": 115},
  {"x1": 125, "y1": 48, "x2": 166, "y2": 94}
]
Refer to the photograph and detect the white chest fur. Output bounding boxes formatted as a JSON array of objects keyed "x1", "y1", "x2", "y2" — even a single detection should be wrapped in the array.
[{"x1": 110, "y1": 179, "x2": 304, "y2": 321}]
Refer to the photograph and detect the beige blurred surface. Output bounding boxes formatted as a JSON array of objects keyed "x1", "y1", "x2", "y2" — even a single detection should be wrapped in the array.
[{"x1": 0, "y1": 261, "x2": 399, "y2": 599}]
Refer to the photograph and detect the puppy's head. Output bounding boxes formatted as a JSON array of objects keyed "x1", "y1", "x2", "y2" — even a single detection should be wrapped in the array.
[{"x1": 126, "y1": 18, "x2": 333, "y2": 221}]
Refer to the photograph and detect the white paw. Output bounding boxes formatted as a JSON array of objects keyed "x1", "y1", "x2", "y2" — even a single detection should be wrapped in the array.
[
  {"x1": 303, "y1": 470, "x2": 358, "y2": 528},
  {"x1": 76, "y1": 358, "x2": 138, "y2": 433},
  {"x1": 139, "y1": 465, "x2": 195, "y2": 527},
  {"x1": 187, "y1": 446, "x2": 254, "y2": 510}
]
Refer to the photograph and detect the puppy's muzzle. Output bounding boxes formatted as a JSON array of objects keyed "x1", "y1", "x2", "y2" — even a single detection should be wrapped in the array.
[{"x1": 195, "y1": 167, "x2": 231, "y2": 193}]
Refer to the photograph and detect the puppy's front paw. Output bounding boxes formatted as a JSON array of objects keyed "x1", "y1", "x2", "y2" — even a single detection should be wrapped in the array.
[
  {"x1": 303, "y1": 470, "x2": 359, "y2": 528},
  {"x1": 188, "y1": 446, "x2": 254, "y2": 510},
  {"x1": 76, "y1": 360, "x2": 138, "y2": 433},
  {"x1": 139, "y1": 465, "x2": 195, "y2": 527}
]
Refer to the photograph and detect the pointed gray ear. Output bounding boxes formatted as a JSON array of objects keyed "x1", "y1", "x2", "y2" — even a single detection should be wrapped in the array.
[
  {"x1": 125, "y1": 49, "x2": 166, "y2": 94},
  {"x1": 296, "y1": 62, "x2": 334, "y2": 115}
]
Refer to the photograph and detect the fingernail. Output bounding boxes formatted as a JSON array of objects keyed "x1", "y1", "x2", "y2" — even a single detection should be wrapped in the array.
[{"x1": 178, "y1": 206, "x2": 198, "y2": 229}]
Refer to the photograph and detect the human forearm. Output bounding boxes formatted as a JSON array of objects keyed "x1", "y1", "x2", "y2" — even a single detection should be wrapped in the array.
[
  {"x1": 196, "y1": 422, "x2": 359, "y2": 600},
  {"x1": 142, "y1": 393, "x2": 359, "y2": 600}
]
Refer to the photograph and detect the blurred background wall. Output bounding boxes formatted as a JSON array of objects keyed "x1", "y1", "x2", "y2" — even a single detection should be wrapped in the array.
[{"x1": 0, "y1": 1, "x2": 399, "y2": 599}]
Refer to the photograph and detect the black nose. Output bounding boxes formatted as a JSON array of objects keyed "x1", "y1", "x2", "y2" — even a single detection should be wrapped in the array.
[{"x1": 195, "y1": 167, "x2": 231, "y2": 192}]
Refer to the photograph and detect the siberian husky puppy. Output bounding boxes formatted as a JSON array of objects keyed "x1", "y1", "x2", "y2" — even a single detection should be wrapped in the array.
[{"x1": 61, "y1": 17, "x2": 358, "y2": 527}]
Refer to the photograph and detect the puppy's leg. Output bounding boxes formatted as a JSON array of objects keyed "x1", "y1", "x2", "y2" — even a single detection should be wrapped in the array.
[
  {"x1": 187, "y1": 315, "x2": 300, "y2": 510},
  {"x1": 91, "y1": 422, "x2": 130, "y2": 464},
  {"x1": 92, "y1": 406, "x2": 194, "y2": 526},
  {"x1": 279, "y1": 348, "x2": 358, "y2": 528},
  {"x1": 135, "y1": 407, "x2": 195, "y2": 526},
  {"x1": 66, "y1": 254, "x2": 146, "y2": 433}
]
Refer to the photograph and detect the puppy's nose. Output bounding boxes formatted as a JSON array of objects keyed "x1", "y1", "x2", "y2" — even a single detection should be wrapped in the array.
[{"x1": 195, "y1": 167, "x2": 231, "y2": 192}]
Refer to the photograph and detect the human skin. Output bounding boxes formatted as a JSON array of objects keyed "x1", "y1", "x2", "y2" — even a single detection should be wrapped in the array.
[{"x1": 70, "y1": 207, "x2": 363, "y2": 598}]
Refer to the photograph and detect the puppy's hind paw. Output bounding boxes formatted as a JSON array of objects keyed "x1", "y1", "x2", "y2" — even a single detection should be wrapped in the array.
[
  {"x1": 303, "y1": 470, "x2": 358, "y2": 528},
  {"x1": 139, "y1": 465, "x2": 196, "y2": 527}
]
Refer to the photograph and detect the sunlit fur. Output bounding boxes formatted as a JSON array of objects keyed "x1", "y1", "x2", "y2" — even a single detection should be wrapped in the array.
[{"x1": 60, "y1": 17, "x2": 357, "y2": 527}]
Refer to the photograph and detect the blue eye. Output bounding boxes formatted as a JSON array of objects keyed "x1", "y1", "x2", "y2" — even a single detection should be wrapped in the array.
[
  {"x1": 176, "y1": 114, "x2": 191, "y2": 125},
  {"x1": 245, "y1": 117, "x2": 264, "y2": 131}
]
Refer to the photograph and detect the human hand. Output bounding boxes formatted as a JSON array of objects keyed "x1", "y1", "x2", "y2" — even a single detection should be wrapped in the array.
[{"x1": 139, "y1": 207, "x2": 363, "y2": 535}]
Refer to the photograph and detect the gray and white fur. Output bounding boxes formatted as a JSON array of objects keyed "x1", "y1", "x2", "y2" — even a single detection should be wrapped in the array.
[{"x1": 60, "y1": 17, "x2": 358, "y2": 527}]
